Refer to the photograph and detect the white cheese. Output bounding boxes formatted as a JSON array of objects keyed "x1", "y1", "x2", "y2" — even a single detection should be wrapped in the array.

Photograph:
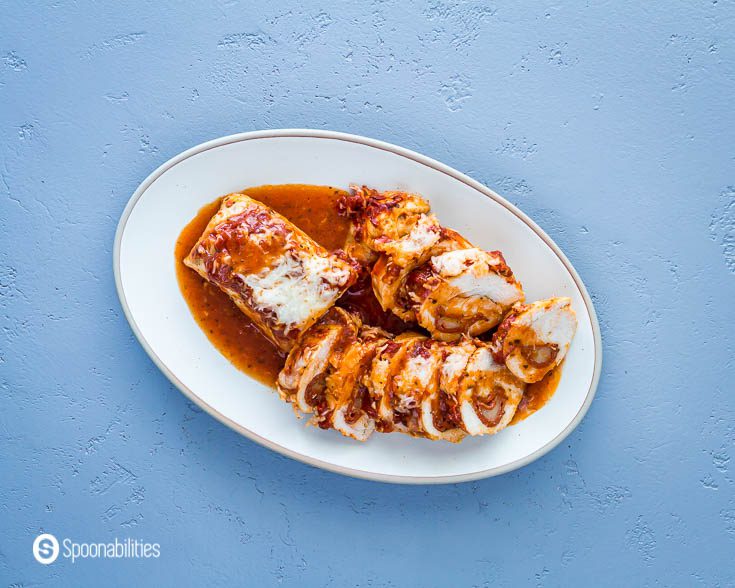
[
  {"x1": 405, "y1": 353, "x2": 435, "y2": 388},
  {"x1": 242, "y1": 252, "x2": 351, "y2": 330},
  {"x1": 430, "y1": 248, "x2": 483, "y2": 276},
  {"x1": 441, "y1": 346, "x2": 473, "y2": 382},
  {"x1": 393, "y1": 215, "x2": 440, "y2": 258}
]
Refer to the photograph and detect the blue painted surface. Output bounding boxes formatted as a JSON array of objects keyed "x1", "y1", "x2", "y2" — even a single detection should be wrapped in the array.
[{"x1": 2, "y1": 1, "x2": 734, "y2": 585}]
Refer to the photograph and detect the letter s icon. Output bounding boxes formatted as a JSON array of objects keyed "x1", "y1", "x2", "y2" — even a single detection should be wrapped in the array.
[{"x1": 33, "y1": 533, "x2": 59, "y2": 565}]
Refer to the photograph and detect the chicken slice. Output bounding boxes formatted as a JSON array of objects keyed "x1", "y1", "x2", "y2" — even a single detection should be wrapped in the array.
[
  {"x1": 377, "y1": 337, "x2": 443, "y2": 436},
  {"x1": 276, "y1": 308, "x2": 359, "y2": 415},
  {"x1": 457, "y1": 345, "x2": 526, "y2": 436},
  {"x1": 491, "y1": 297, "x2": 577, "y2": 383},
  {"x1": 326, "y1": 326, "x2": 392, "y2": 441},
  {"x1": 377, "y1": 213, "x2": 443, "y2": 268},
  {"x1": 366, "y1": 333, "x2": 420, "y2": 432},
  {"x1": 371, "y1": 228, "x2": 472, "y2": 322},
  {"x1": 342, "y1": 186, "x2": 432, "y2": 252},
  {"x1": 420, "y1": 338, "x2": 476, "y2": 442},
  {"x1": 408, "y1": 248, "x2": 525, "y2": 341}
]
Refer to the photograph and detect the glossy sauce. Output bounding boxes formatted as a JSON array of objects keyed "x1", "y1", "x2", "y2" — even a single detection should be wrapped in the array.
[
  {"x1": 337, "y1": 273, "x2": 415, "y2": 334},
  {"x1": 510, "y1": 361, "x2": 563, "y2": 424},
  {"x1": 175, "y1": 183, "x2": 561, "y2": 423}
]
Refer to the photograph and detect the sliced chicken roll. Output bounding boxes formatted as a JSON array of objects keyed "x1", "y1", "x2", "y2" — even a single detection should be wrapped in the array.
[
  {"x1": 491, "y1": 297, "x2": 577, "y2": 383},
  {"x1": 457, "y1": 345, "x2": 526, "y2": 436},
  {"x1": 420, "y1": 338, "x2": 476, "y2": 442},
  {"x1": 408, "y1": 248, "x2": 524, "y2": 341},
  {"x1": 325, "y1": 326, "x2": 392, "y2": 441},
  {"x1": 371, "y1": 255, "x2": 416, "y2": 321},
  {"x1": 276, "y1": 308, "x2": 359, "y2": 415},
  {"x1": 340, "y1": 186, "x2": 448, "y2": 269}
]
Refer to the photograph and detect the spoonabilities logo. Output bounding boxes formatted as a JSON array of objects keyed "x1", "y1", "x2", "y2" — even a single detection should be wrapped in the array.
[
  {"x1": 33, "y1": 533, "x2": 60, "y2": 565},
  {"x1": 32, "y1": 533, "x2": 160, "y2": 564}
]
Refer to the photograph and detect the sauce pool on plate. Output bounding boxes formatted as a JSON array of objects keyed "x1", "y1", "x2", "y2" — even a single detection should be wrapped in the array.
[
  {"x1": 175, "y1": 183, "x2": 562, "y2": 422},
  {"x1": 510, "y1": 362, "x2": 562, "y2": 424}
]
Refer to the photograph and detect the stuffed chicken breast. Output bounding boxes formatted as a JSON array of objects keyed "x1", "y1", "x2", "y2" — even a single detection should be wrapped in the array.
[
  {"x1": 340, "y1": 186, "x2": 433, "y2": 260},
  {"x1": 371, "y1": 228, "x2": 471, "y2": 322},
  {"x1": 185, "y1": 193, "x2": 358, "y2": 351},
  {"x1": 339, "y1": 186, "x2": 527, "y2": 341},
  {"x1": 379, "y1": 337, "x2": 444, "y2": 435}
]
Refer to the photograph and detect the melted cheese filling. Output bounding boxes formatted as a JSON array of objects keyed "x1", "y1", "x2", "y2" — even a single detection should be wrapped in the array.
[
  {"x1": 387, "y1": 214, "x2": 440, "y2": 263},
  {"x1": 242, "y1": 253, "x2": 352, "y2": 330},
  {"x1": 441, "y1": 346, "x2": 473, "y2": 383},
  {"x1": 431, "y1": 248, "x2": 484, "y2": 276}
]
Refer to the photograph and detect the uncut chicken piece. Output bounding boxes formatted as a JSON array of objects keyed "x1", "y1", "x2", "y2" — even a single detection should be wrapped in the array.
[
  {"x1": 324, "y1": 325, "x2": 392, "y2": 441},
  {"x1": 276, "y1": 307, "x2": 360, "y2": 416},
  {"x1": 185, "y1": 193, "x2": 358, "y2": 352},
  {"x1": 405, "y1": 248, "x2": 525, "y2": 341},
  {"x1": 491, "y1": 297, "x2": 577, "y2": 384},
  {"x1": 456, "y1": 345, "x2": 526, "y2": 436}
]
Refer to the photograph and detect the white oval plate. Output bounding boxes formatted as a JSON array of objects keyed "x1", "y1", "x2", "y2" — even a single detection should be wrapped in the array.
[{"x1": 114, "y1": 129, "x2": 602, "y2": 484}]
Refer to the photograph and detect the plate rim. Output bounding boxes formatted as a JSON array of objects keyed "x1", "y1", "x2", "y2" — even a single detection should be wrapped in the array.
[{"x1": 113, "y1": 128, "x2": 603, "y2": 485}]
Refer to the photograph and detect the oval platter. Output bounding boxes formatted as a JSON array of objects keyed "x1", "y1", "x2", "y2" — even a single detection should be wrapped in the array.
[{"x1": 114, "y1": 129, "x2": 602, "y2": 484}]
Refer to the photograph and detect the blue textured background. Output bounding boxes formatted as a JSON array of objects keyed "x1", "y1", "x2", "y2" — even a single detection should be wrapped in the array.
[{"x1": 2, "y1": 1, "x2": 734, "y2": 586}]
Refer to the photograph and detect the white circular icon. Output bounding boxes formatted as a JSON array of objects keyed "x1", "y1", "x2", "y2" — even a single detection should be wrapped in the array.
[{"x1": 33, "y1": 533, "x2": 59, "y2": 565}]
